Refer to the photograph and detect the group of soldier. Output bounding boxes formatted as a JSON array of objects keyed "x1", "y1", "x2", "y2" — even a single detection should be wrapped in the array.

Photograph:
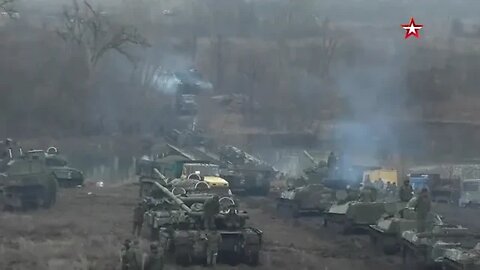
[
  {"x1": 122, "y1": 194, "x2": 223, "y2": 269},
  {"x1": 342, "y1": 176, "x2": 432, "y2": 233}
]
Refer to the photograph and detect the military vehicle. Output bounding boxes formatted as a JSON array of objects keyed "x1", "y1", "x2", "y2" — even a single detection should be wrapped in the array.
[
  {"x1": 136, "y1": 151, "x2": 232, "y2": 197},
  {"x1": 324, "y1": 199, "x2": 398, "y2": 234},
  {"x1": 276, "y1": 183, "x2": 335, "y2": 217},
  {"x1": 303, "y1": 150, "x2": 377, "y2": 190},
  {"x1": 215, "y1": 145, "x2": 276, "y2": 195},
  {"x1": 401, "y1": 224, "x2": 480, "y2": 269},
  {"x1": 369, "y1": 200, "x2": 444, "y2": 255},
  {"x1": 443, "y1": 243, "x2": 480, "y2": 270},
  {"x1": 44, "y1": 147, "x2": 84, "y2": 187},
  {"x1": 166, "y1": 128, "x2": 213, "y2": 147},
  {"x1": 143, "y1": 181, "x2": 262, "y2": 266},
  {"x1": 0, "y1": 149, "x2": 58, "y2": 210}
]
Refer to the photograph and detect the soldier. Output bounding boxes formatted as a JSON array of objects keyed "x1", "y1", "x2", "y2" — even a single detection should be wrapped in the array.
[
  {"x1": 144, "y1": 243, "x2": 164, "y2": 270},
  {"x1": 121, "y1": 239, "x2": 132, "y2": 270},
  {"x1": 359, "y1": 185, "x2": 377, "y2": 202},
  {"x1": 414, "y1": 188, "x2": 431, "y2": 233},
  {"x1": 327, "y1": 151, "x2": 336, "y2": 169},
  {"x1": 133, "y1": 202, "x2": 145, "y2": 237},
  {"x1": 203, "y1": 195, "x2": 220, "y2": 230},
  {"x1": 205, "y1": 230, "x2": 222, "y2": 266},
  {"x1": 340, "y1": 185, "x2": 358, "y2": 204},
  {"x1": 399, "y1": 179, "x2": 414, "y2": 202},
  {"x1": 122, "y1": 239, "x2": 142, "y2": 270}
]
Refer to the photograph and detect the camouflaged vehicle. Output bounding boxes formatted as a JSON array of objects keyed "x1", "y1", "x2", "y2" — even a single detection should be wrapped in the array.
[
  {"x1": 401, "y1": 224, "x2": 480, "y2": 269},
  {"x1": 324, "y1": 199, "x2": 398, "y2": 234},
  {"x1": 276, "y1": 183, "x2": 335, "y2": 217},
  {"x1": 136, "y1": 154, "x2": 233, "y2": 198},
  {"x1": 369, "y1": 200, "x2": 444, "y2": 255},
  {"x1": 44, "y1": 147, "x2": 84, "y2": 187},
  {"x1": 216, "y1": 145, "x2": 276, "y2": 196},
  {"x1": 443, "y1": 243, "x2": 480, "y2": 270},
  {"x1": 0, "y1": 149, "x2": 57, "y2": 210},
  {"x1": 143, "y1": 181, "x2": 262, "y2": 266}
]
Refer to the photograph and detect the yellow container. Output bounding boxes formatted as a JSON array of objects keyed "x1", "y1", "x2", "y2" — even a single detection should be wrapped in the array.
[{"x1": 363, "y1": 169, "x2": 399, "y2": 185}]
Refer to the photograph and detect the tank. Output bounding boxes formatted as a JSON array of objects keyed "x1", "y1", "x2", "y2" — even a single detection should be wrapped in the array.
[
  {"x1": 369, "y1": 202, "x2": 444, "y2": 255},
  {"x1": 217, "y1": 145, "x2": 276, "y2": 196},
  {"x1": 44, "y1": 147, "x2": 84, "y2": 187},
  {"x1": 443, "y1": 243, "x2": 480, "y2": 270},
  {"x1": 143, "y1": 181, "x2": 262, "y2": 266},
  {"x1": 323, "y1": 200, "x2": 398, "y2": 234},
  {"x1": 276, "y1": 183, "x2": 335, "y2": 217},
  {"x1": 302, "y1": 150, "x2": 329, "y2": 182},
  {"x1": 401, "y1": 224, "x2": 480, "y2": 269},
  {"x1": 0, "y1": 149, "x2": 58, "y2": 210}
]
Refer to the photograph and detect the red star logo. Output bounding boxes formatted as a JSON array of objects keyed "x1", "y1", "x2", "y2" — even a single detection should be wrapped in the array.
[{"x1": 401, "y1": 17, "x2": 423, "y2": 39}]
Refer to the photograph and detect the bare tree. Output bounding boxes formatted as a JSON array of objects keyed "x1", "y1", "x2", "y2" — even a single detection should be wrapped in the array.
[
  {"x1": 0, "y1": 0, "x2": 16, "y2": 16},
  {"x1": 57, "y1": 0, "x2": 150, "y2": 78},
  {"x1": 315, "y1": 17, "x2": 338, "y2": 78}
]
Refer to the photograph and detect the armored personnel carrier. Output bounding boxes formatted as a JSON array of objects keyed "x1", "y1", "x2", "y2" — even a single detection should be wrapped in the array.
[
  {"x1": 401, "y1": 224, "x2": 480, "y2": 269},
  {"x1": 369, "y1": 201, "x2": 444, "y2": 255},
  {"x1": 143, "y1": 182, "x2": 262, "y2": 266},
  {"x1": 443, "y1": 243, "x2": 480, "y2": 270},
  {"x1": 44, "y1": 147, "x2": 84, "y2": 187},
  {"x1": 276, "y1": 183, "x2": 335, "y2": 217},
  {"x1": 324, "y1": 198, "x2": 397, "y2": 234},
  {"x1": 0, "y1": 149, "x2": 58, "y2": 210}
]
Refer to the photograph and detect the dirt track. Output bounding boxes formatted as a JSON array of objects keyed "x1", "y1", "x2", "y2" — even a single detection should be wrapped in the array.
[{"x1": 0, "y1": 183, "x2": 409, "y2": 270}]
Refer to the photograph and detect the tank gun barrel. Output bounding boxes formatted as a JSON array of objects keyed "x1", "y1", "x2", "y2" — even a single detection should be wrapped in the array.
[
  {"x1": 153, "y1": 168, "x2": 168, "y2": 182},
  {"x1": 150, "y1": 180, "x2": 191, "y2": 213},
  {"x1": 303, "y1": 150, "x2": 318, "y2": 165}
]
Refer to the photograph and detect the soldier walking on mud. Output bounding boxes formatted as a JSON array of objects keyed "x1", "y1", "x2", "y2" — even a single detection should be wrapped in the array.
[
  {"x1": 399, "y1": 179, "x2": 414, "y2": 202},
  {"x1": 205, "y1": 230, "x2": 222, "y2": 267},
  {"x1": 414, "y1": 188, "x2": 432, "y2": 233},
  {"x1": 144, "y1": 243, "x2": 164, "y2": 270},
  {"x1": 121, "y1": 239, "x2": 142, "y2": 270},
  {"x1": 203, "y1": 195, "x2": 220, "y2": 230},
  {"x1": 133, "y1": 202, "x2": 146, "y2": 237}
]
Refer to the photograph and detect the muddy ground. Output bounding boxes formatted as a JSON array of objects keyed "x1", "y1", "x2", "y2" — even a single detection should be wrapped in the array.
[{"x1": 0, "y1": 183, "x2": 478, "y2": 270}]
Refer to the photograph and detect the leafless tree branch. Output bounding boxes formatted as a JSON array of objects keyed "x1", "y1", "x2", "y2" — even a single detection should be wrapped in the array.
[
  {"x1": 0, "y1": 0, "x2": 17, "y2": 17},
  {"x1": 57, "y1": 0, "x2": 151, "y2": 69}
]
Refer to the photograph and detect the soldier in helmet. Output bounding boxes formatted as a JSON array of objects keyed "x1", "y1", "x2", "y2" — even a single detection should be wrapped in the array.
[
  {"x1": 203, "y1": 195, "x2": 220, "y2": 230},
  {"x1": 121, "y1": 239, "x2": 132, "y2": 270},
  {"x1": 205, "y1": 230, "x2": 222, "y2": 266},
  {"x1": 144, "y1": 242, "x2": 164, "y2": 270},
  {"x1": 399, "y1": 179, "x2": 414, "y2": 202},
  {"x1": 327, "y1": 151, "x2": 336, "y2": 169},
  {"x1": 413, "y1": 188, "x2": 431, "y2": 233},
  {"x1": 133, "y1": 201, "x2": 146, "y2": 237}
]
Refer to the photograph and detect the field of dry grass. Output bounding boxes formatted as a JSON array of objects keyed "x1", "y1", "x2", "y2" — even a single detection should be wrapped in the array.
[
  {"x1": 0, "y1": 180, "x2": 404, "y2": 270},
  {"x1": 0, "y1": 183, "x2": 139, "y2": 270}
]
